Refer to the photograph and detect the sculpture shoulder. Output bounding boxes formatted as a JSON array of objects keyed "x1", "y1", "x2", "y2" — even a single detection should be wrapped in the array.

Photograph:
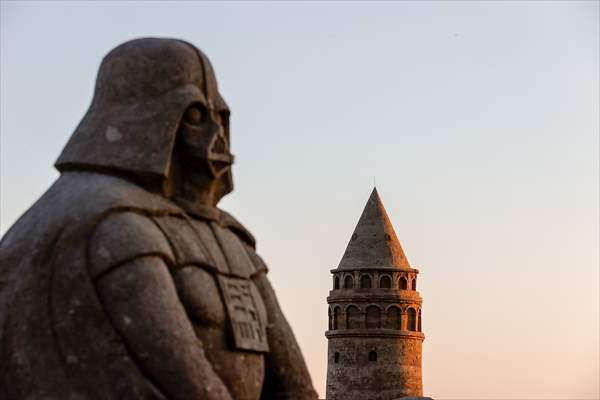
[
  {"x1": 217, "y1": 210, "x2": 269, "y2": 275},
  {"x1": 1, "y1": 173, "x2": 151, "y2": 260},
  {"x1": 88, "y1": 211, "x2": 175, "y2": 280},
  {"x1": 218, "y1": 209, "x2": 256, "y2": 249},
  {"x1": 246, "y1": 246, "x2": 269, "y2": 276}
]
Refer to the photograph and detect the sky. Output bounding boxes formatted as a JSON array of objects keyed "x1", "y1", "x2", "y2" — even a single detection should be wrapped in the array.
[{"x1": 1, "y1": 1, "x2": 598, "y2": 398}]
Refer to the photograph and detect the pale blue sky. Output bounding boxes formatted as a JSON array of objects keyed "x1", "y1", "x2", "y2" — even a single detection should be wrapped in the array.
[{"x1": 1, "y1": 1, "x2": 598, "y2": 398}]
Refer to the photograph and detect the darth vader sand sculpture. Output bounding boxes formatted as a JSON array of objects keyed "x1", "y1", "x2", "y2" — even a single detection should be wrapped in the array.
[{"x1": 0, "y1": 38, "x2": 318, "y2": 400}]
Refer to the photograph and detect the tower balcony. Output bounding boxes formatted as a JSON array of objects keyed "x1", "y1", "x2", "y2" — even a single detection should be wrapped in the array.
[
  {"x1": 327, "y1": 289, "x2": 422, "y2": 303},
  {"x1": 325, "y1": 328, "x2": 424, "y2": 340}
]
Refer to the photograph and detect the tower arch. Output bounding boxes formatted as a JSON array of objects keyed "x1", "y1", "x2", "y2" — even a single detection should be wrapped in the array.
[
  {"x1": 360, "y1": 274, "x2": 372, "y2": 288},
  {"x1": 344, "y1": 274, "x2": 354, "y2": 289},
  {"x1": 345, "y1": 305, "x2": 362, "y2": 329},
  {"x1": 333, "y1": 306, "x2": 341, "y2": 330},
  {"x1": 365, "y1": 305, "x2": 381, "y2": 329},
  {"x1": 385, "y1": 305, "x2": 402, "y2": 330},
  {"x1": 407, "y1": 307, "x2": 417, "y2": 331},
  {"x1": 399, "y1": 276, "x2": 408, "y2": 290},
  {"x1": 379, "y1": 274, "x2": 392, "y2": 288}
]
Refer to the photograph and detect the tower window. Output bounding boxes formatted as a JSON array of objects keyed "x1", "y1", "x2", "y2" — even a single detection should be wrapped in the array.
[
  {"x1": 360, "y1": 274, "x2": 372, "y2": 288},
  {"x1": 368, "y1": 350, "x2": 377, "y2": 362},
  {"x1": 399, "y1": 276, "x2": 408, "y2": 290},
  {"x1": 334, "y1": 276, "x2": 339, "y2": 290},
  {"x1": 411, "y1": 277, "x2": 417, "y2": 291},
  {"x1": 418, "y1": 309, "x2": 422, "y2": 332},
  {"x1": 408, "y1": 308, "x2": 417, "y2": 331},
  {"x1": 333, "y1": 307, "x2": 341, "y2": 330},
  {"x1": 366, "y1": 305, "x2": 381, "y2": 329},
  {"x1": 328, "y1": 308, "x2": 332, "y2": 330},
  {"x1": 344, "y1": 275, "x2": 354, "y2": 289},
  {"x1": 379, "y1": 275, "x2": 391, "y2": 289},
  {"x1": 334, "y1": 352, "x2": 340, "y2": 363}
]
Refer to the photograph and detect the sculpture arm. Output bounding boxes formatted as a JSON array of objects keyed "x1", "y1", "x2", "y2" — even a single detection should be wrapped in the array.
[
  {"x1": 252, "y1": 270, "x2": 318, "y2": 400},
  {"x1": 96, "y1": 256, "x2": 232, "y2": 400},
  {"x1": 89, "y1": 212, "x2": 232, "y2": 400}
]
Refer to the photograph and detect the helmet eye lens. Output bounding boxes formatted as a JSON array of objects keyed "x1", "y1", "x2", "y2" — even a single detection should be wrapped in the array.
[{"x1": 184, "y1": 105, "x2": 204, "y2": 125}]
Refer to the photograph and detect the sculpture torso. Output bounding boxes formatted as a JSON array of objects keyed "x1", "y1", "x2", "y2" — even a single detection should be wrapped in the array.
[
  {"x1": 90, "y1": 206, "x2": 271, "y2": 400},
  {"x1": 155, "y1": 215, "x2": 269, "y2": 400}
]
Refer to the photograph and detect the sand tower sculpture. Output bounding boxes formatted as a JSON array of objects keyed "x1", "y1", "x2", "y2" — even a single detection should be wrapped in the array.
[{"x1": 325, "y1": 188, "x2": 424, "y2": 400}]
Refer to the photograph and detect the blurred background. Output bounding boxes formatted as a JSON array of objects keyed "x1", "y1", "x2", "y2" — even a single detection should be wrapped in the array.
[{"x1": 1, "y1": 1, "x2": 598, "y2": 398}]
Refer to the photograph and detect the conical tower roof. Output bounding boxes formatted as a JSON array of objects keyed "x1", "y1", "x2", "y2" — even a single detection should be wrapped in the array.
[{"x1": 337, "y1": 188, "x2": 411, "y2": 270}]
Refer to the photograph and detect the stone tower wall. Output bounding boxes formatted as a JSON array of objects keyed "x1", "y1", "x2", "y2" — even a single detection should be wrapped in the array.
[
  {"x1": 326, "y1": 335, "x2": 422, "y2": 400},
  {"x1": 325, "y1": 268, "x2": 424, "y2": 400}
]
